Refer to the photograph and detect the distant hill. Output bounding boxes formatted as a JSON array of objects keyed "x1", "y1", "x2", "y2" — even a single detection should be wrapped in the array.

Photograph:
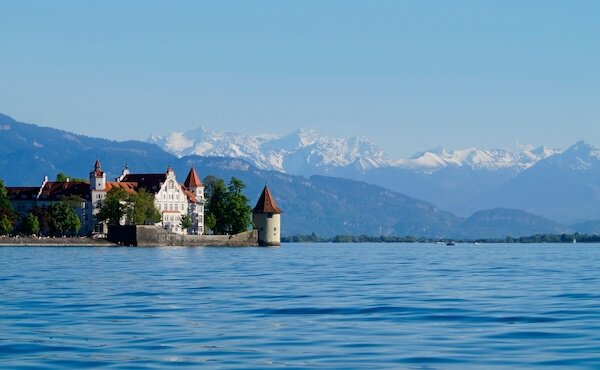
[
  {"x1": 461, "y1": 208, "x2": 570, "y2": 239},
  {"x1": 479, "y1": 141, "x2": 600, "y2": 224},
  {"x1": 168, "y1": 156, "x2": 460, "y2": 237},
  {"x1": 0, "y1": 113, "x2": 174, "y2": 185}
]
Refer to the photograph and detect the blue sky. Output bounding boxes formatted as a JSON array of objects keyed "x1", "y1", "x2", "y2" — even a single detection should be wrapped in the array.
[{"x1": 1, "y1": 1, "x2": 599, "y2": 157}]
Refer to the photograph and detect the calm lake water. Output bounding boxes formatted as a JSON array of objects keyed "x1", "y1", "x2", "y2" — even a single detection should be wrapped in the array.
[{"x1": 1, "y1": 243, "x2": 599, "y2": 369}]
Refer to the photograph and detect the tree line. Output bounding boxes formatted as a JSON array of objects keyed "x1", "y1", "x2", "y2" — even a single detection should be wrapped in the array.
[{"x1": 283, "y1": 233, "x2": 600, "y2": 244}]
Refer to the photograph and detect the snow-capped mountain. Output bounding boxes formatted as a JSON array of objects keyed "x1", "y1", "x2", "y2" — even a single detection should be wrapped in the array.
[
  {"x1": 148, "y1": 128, "x2": 392, "y2": 175},
  {"x1": 149, "y1": 127, "x2": 560, "y2": 176},
  {"x1": 540, "y1": 140, "x2": 600, "y2": 171},
  {"x1": 397, "y1": 146, "x2": 560, "y2": 172}
]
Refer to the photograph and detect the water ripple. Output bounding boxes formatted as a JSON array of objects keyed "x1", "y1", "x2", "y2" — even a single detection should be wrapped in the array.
[{"x1": 1, "y1": 243, "x2": 600, "y2": 369}]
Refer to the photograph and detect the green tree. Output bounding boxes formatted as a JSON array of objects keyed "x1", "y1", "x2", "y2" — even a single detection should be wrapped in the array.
[
  {"x1": 66, "y1": 212, "x2": 81, "y2": 235},
  {"x1": 56, "y1": 172, "x2": 68, "y2": 182},
  {"x1": 24, "y1": 212, "x2": 40, "y2": 235},
  {"x1": 127, "y1": 189, "x2": 161, "y2": 225},
  {"x1": 0, "y1": 215, "x2": 13, "y2": 236},
  {"x1": 204, "y1": 176, "x2": 252, "y2": 235},
  {"x1": 0, "y1": 179, "x2": 16, "y2": 233},
  {"x1": 205, "y1": 177, "x2": 228, "y2": 234},
  {"x1": 30, "y1": 206, "x2": 50, "y2": 235},
  {"x1": 96, "y1": 188, "x2": 128, "y2": 225},
  {"x1": 180, "y1": 214, "x2": 193, "y2": 230},
  {"x1": 225, "y1": 177, "x2": 252, "y2": 234},
  {"x1": 56, "y1": 173, "x2": 87, "y2": 183},
  {"x1": 48, "y1": 201, "x2": 80, "y2": 236},
  {"x1": 204, "y1": 213, "x2": 216, "y2": 233}
]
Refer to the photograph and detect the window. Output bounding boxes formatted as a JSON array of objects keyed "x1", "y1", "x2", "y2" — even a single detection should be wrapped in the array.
[{"x1": 168, "y1": 180, "x2": 174, "y2": 189}]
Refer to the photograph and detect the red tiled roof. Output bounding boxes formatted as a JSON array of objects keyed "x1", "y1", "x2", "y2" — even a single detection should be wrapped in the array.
[
  {"x1": 38, "y1": 181, "x2": 91, "y2": 201},
  {"x1": 181, "y1": 186, "x2": 197, "y2": 203},
  {"x1": 253, "y1": 185, "x2": 282, "y2": 214},
  {"x1": 120, "y1": 173, "x2": 166, "y2": 194},
  {"x1": 105, "y1": 182, "x2": 138, "y2": 195},
  {"x1": 183, "y1": 168, "x2": 203, "y2": 188}
]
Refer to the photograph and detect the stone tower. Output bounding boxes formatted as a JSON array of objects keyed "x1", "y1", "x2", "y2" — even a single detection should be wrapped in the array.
[{"x1": 253, "y1": 185, "x2": 282, "y2": 246}]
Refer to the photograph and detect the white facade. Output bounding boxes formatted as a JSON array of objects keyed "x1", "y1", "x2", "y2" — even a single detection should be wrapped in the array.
[
  {"x1": 154, "y1": 168, "x2": 205, "y2": 235},
  {"x1": 93, "y1": 162, "x2": 205, "y2": 236}
]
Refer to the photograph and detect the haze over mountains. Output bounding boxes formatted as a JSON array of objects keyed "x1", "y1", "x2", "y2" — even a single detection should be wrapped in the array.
[
  {"x1": 149, "y1": 127, "x2": 558, "y2": 175},
  {"x1": 150, "y1": 126, "x2": 600, "y2": 225},
  {"x1": 2, "y1": 112, "x2": 600, "y2": 237}
]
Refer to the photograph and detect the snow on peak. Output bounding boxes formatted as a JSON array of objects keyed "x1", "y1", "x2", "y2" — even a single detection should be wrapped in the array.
[
  {"x1": 148, "y1": 127, "x2": 392, "y2": 174},
  {"x1": 552, "y1": 141, "x2": 600, "y2": 170},
  {"x1": 149, "y1": 126, "x2": 563, "y2": 175},
  {"x1": 395, "y1": 146, "x2": 559, "y2": 172}
]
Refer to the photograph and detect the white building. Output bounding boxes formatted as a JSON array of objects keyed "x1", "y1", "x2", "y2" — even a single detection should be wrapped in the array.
[{"x1": 79, "y1": 160, "x2": 204, "y2": 235}]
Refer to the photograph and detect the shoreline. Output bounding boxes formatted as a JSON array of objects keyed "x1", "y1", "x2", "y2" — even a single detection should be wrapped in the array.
[{"x1": 0, "y1": 237, "x2": 118, "y2": 247}]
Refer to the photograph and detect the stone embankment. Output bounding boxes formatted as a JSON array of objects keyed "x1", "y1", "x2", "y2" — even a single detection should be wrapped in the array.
[
  {"x1": 109, "y1": 225, "x2": 260, "y2": 247},
  {"x1": 1, "y1": 227, "x2": 261, "y2": 247},
  {"x1": 0, "y1": 236, "x2": 116, "y2": 247}
]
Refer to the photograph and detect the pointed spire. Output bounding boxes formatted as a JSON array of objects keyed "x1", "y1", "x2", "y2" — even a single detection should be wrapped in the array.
[
  {"x1": 253, "y1": 185, "x2": 282, "y2": 214},
  {"x1": 90, "y1": 159, "x2": 104, "y2": 177},
  {"x1": 184, "y1": 167, "x2": 203, "y2": 188}
]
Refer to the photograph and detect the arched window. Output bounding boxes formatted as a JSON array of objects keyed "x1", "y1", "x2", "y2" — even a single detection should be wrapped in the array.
[{"x1": 168, "y1": 180, "x2": 174, "y2": 189}]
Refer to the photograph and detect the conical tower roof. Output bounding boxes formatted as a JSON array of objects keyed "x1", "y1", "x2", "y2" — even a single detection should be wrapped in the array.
[
  {"x1": 253, "y1": 185, "x2": 282, "y2": 214},
  {"x1": 183, "y1": 167, "x2": 204, "y2": 188},
  {"x1": 90, "y1": 159, "x2": 104, "y2": 177}
]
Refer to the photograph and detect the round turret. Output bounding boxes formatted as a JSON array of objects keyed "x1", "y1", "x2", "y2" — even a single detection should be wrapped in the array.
[{"x1": 252, "y1": 185, "x2": 282, "y2": 246}]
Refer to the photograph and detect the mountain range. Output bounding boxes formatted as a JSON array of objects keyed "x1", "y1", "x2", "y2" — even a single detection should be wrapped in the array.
[
  {"x1": 1, "y1": 112, "x2": 599, "y2": 237},
  {"x1": 150, "y1": 126, "x2": 600, "y2": 225},
  {"x1": 149, "y1": 127, "x2": 558, "y2": 174},
  {"x1": 149, "y1": 127, "x2": 390, "y2": 175}
]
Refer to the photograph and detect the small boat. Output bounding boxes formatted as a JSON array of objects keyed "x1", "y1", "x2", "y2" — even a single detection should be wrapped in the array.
[
  {"x1": 446, "y1": 241, "x2": 456, "y2": 246},
  {"x1": 573, "y1": 237, "x2": 577, "y2": 244}
]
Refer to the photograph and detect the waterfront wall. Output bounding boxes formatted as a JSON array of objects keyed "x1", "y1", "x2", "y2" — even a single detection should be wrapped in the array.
[
  {"x1": 109, "y1": 225, "x2": 259, "y2": 246},
  {"x1": 0, "y1": 236, "x2": 115, "y2": 247}
]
